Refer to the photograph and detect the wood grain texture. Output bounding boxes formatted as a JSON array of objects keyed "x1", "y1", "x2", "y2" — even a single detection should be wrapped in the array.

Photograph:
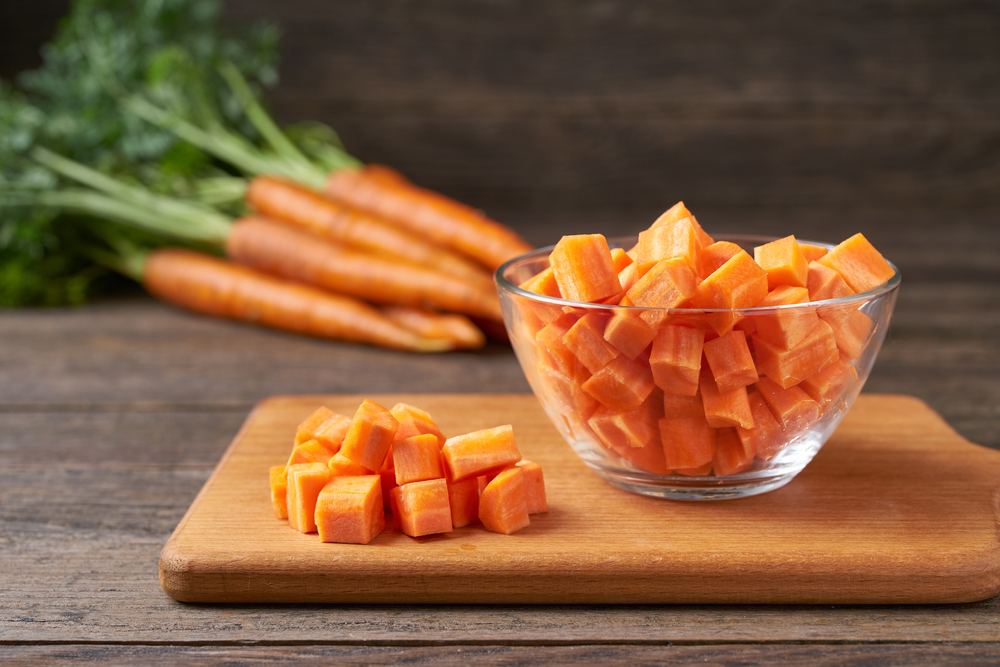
[{"x1": 160, "y1": 393, "x2": 1000, "y2": 605}]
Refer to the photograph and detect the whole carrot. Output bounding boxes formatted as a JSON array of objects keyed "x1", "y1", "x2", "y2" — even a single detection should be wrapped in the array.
[
  {"x1": 382, "y1": 306, "x2": 487, "y2": 350},
  {"x1": 142, "y1": 248, "x2": 452, "y2": 352},
  {"x1": 246, "y1": 176, "x2": 493, "y2": 287},
  {"x1": 325, "y1": 164, "x2": 534, "y2": 271},
  {"x1": 224, "y1": 216, "x2": 504, "y2": 321}
]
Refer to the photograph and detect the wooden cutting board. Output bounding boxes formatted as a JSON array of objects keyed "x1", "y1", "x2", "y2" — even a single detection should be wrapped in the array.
[{"x1": 159, "y1": 393, "x2": 1000, "y2": 605}]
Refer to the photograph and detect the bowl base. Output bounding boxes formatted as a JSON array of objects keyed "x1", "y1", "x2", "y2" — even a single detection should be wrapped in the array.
[{"x1": 592, "y1": 468, "x2": 799, "y2": 501}]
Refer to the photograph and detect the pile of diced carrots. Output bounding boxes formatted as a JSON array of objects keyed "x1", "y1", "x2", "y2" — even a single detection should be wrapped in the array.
[
  {"x1": 269, "y1": 399, "x2": 547, "y2": 544},
  {"x1": 515, "y1": 202, "x2": 896, "y2": 477}
]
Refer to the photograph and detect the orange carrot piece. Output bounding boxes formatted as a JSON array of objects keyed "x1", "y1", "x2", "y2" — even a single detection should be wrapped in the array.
[
  {"x1": 817, "y1": 233, "x2": 895, "y2": 293},
  {"x1": 675, "y1": 462, "x2": 714, "y2": 477},
  {"x1": 516, "y1": 460, "x2": 548, "y2": 514},
  {"x1": 603, "y1": 303, "x2": 657, "y2": 359},
  {"x1": 442, "y1": 424, "x2": 522, "y2": 482},
  {"x1": 379, "y1": 465, "x2": 398, "y2": 512},
  {"x1": 818, "y1": 302, "x2": 874, "y2": 360},
  {"x1": 519, "y1": 266, "x2": 562, "y2": 298},
  {"x1": 651, "y1": 202, "x2": 714, "y2": 248},
  {"x1": 662, "y1": 391, "x2": 705, "y2": 419},
  {"x1": 712, "y1": 427, "x2": 754, "y2": 476},
  {"x1": 753, "y1": 285, "x2": 820, "y2": 350},
  {"x1": 286, "y1": 462, "x2": 331, "y2": 534},
  {"x1": 700, "y1": 370, "x2": 754, "y2": 430},
  {"x1": 616, "y1": 261, "x2": 642, "y2": 295},
  {"x1": 610, "y1": 247, "x2": 633, "y2": 272},
  {"x1": 479, "y1": 468, "x2": 531, "y2": 535},
  {"x1": 563, "y1": 312, "x2": 620, "y2": 373},
  {"x1": 689, "y1": 250, "x2": 769, "y2": 335},
  {"x1": 247, "y1": 176, "x2": 493, "y2": 284},
  {"x1": 753, "y1": 319, "x2": 839, "y2": 389},
  {"x1": 588, "y1": 389, "x2": 663, "y2": 449},
  {"x1": 269, "y1": 465, "x2": 288, "y2": 520},
  {"x1": 393, "y1": 433, "x2": 444, "y2": 485},
  {"x1": 383, "y1": 307, "x2": 486, "y2": 350},
  {"x1": 634, "y1": 217, "x2": 701, "y2": 276},
  {"x1": 446, "y1": 476, "x2": 481, "y2": 528},
  {"x1": 659, "y1": 415, "x2": 716, "y2": 470},
  {"x1": 737, "y1": 392, "x2": 786, "y2": 461},
  {"x1": 315, "y1": 475, "x2": 385, "y2": 544},
  {"x1": 536, "y1": 356, "x2": 599, "y2": 418},
  {"x1": 800, "y1": 356, "x2": 858, "y2": 406},
  {"x1": 340, "y1": 399, "x2": 399, "y2": 472},
  {"x1": 755, "y1": 376, "x2": 821, "y2": 431},
  {"x1": 798, "y1": 242, "x2": 828, "y2": 263},
  {"x1": 649, "y1": 324, "x2": 705, "y2": 396},
  {"x1": 286, "y1": 439, "x2": 338, "y2": 466},
  {"x1": 391, "y1": 478, "x2": 454, "y2": 537},
  {"x1": 225, "y1": 216, "x2": 502, "y2": 322},
  {"x1": 390, "y1": 402, "x2": 445, "y2": 443},
  {"x1": 328, "y1": 452, "x2": 372, "y2": 477},
  {"x1": 581, "y1": 352, "x2": 656, "y2": 413},
  {"x1": 536, "y1": 313, "x2": 588, "y2": 376},
  {"x1": 699, "y1": 241, "x2": 743, "y2": 278},
  {"x1": 807, "y1": 261, "x2": 853, "y2": 302},
  {"x1": 703, "y1": 329, "x2": 759, "y2": 392},
  {"x1": 324, "y1": 164, "x2": 534, "y2": 271},
  {"x1": 295, "y1": 406, "x2": 350, "y2": 448},
  {"x1": 143, "y1": 248, "x2": 453, "y2": 352},
  {"x1": 626, "y1": 257, "x2": 698, "y2": 328},
  {"x1": 549, "y1": 234, "x2": 623, "y2": 303},
  {"x1": 754, "y1": 235, "x2": 808, "y2": 289}
]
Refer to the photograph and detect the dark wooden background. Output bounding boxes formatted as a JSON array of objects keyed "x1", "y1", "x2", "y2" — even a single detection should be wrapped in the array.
[{"x1": 2, "y1": 1, "x2": 999, "y2": 663}]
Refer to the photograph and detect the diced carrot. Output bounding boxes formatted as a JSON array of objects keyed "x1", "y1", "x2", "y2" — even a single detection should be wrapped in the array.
[
  {"x1": 581, "y1": 352, "x2": 656, "y2": 412},
  {"x1": 651, "y1": 202, "x2": 714, "y2": 248},
  {"x1": 588, "y1": 394, "x2": 669, "y2": 475},
  {"x1": 659, "y1": 415, "x2": 716, "y2": 470},
  {"x1": 390, "y1": 402, "x2": 445, "y2": 443},
  {"x1": 817, "y1": 233, "x2": 895, "y2": 293},
  {"x1": 699, "y1": 241, "x2": 742, "y2": 278},
  {"x1": 798, "y1": 242, "x2": 828, "y2": 263},
  {"x1": 563, "y1": 312, "x2": 620, "y2": 373},
  {"x1": 634, "y1": 218, "x2": 701, "y2": 276},
  {"x1": 603, "y1": 301, "x2": 657, "y2": 359},
  {"x1": 379, "y1": 465, "x2": 397, "y2": 512},
  {"x1": 295, "y1": 407, "x2": 351, "y2": 450},
  {"x1": 269, "y1": 465, "x2": 288, "y2": 520},
  {"x1": 662, "y1": 391, "x2": 705, "y2": 419},
  {"x1": 286, "y1": 439, "x2": 338, "y2": 466},
  {"x1": 800, "y1": 356, "x2": 858, "y2": 406},
  {"x1": 616, "y1": 261, "x2": 642, "y2": 294},
  {"x1": 315, "y1": 475, "x2": 385, "y2": 545},
  {"x1": 328, "y1": 452, "x2": 371, "y2": 477},
  {"x1": 649, "y1": 324, "x2": 704, "y2": 396},
  {"x1": 807, "y1": 261, "x2": 853, "y2": 302},
  {"x1": 737, "y1": 392, "x2": 785, "y2": 460},
  {"x1": 549, "y1": 234, "x2": 623, "y2": 303},
  {"x1": 442, "y1": 424, "x2": 522, "y2": 482},
  {"x1": 286, "y1": 462, "x2": 331, "y2": 534},
  {"x1": 675, "y1": 462, "x2": 714, "y2": 476},
  {"x1": 818, "y1": 302, "x2": 874, "y2": 360},
  {"x1": 536, "y1": 357, "x2": 599, "y2": 418},
  {"x1": 700, "y1": 369, "x2": 754, "y2": 430},
  {"x1": 755, "y1": 376, "x2": 821, "y2": 431},
  {"x1": 446, "y1": 476, "x2": 481, "y2": 528},
  {"x1": 753, "y1": 319, "x2": 839, "y2": 389},
  {"x1": 340, "y1": 399, "x2": 399, "y2": 472},
  {"x1": 626, "y1": 257, "x2": 698, "y2": 328},
  {"x1": 516, "y1": 460, "x2": 548, "y2": 514},
  {"x1": 753, "y1": 285, "x2": 821, "y2": 350},
  {"x1": 536, "y1": 313, "x2": 588, "y2": 376},
  {"x1": 479, "y1": 467, "x2": 531, "y2": 535},
  {"x1": 519, "y1": 266, "x2": 562, "y2": 297},
  {"x1": 393, "y1": 433, "x2": 444, "y2": 485},
  {"x1": 391, "y1": 478, "x2": 453, "y2": 537},
  {"x1": 703, "y1": 329, "x2": 759, "y2": 392},
  {"x1": 712, "y1": 427, "x2": 754, "y2": 476},
  {"x1": 754, "y1": 235, "x2": 808, "y2": 289},
  {"x1": 689, "y1": 250, "x2": 769, "y2": 335}
]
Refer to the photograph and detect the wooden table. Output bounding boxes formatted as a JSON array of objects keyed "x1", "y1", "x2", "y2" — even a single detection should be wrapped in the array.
[{"x1": 2, "y1": 211, "x2": 998, "y2": 665}]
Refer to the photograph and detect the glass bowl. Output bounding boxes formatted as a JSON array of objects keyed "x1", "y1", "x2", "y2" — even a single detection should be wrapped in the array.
[{"x1": 496, "y1": 234, "x2": 900, "y2": 500}]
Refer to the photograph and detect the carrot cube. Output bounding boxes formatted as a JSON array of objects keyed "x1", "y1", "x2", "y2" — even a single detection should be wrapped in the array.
[
  {"x1": 446, "y1": 476, "x2": 481, "y2": 528},
  {"x1": 516, "y1": 460, "x2": 548, "y2": 514},
  {"x1": 662, "y1": 391, "x2": 705, "y2": 419},
  {"x1": 581, "y1": 352, "x2": 656, "y2": 413},
  {"x1": 659, "y1": 414, "x2": 716, "y2": 470},
  {"x1": 610, "y1": 247, "x2": 633, "y2": 272},
  {"x1": 393, "y1": 433, "x2": 444, "y2": 485},
  {"x1": 549, "y1": 234, "x2": 622, "y2": 303},
  {"x1": 616, "y1": 262, "x2": 642, "y2": 295},
  {"x1": 797, "y1": 242, "x2": 828, "y2": 263},
  {"x1": 603, "y1": 304, "x2": 657, "y2": 359},
  {"x1": 689, "y1": 250, "x2": 768, "y2": 335},
  {"x1": 651, "y1": 201, "x2": 714, "y2": 248},
  {"x1": 703, "y1": 329, "x2": 758, "y2": 392},
  {"x1": 295, "y1": 406, "x2": 351, "y2": 450},
  {"x1": 286, "y1": 462, "x2": 331, "y2": 534},
  {"x1": 328, "y1": 452, "x2": 371, "y2": 477},
  {"x1": 519, "y1": 266, "x2": 562, "y2": 297},
  {"x1": 390, "y1": 402, "x2": 445, "y2": 443},
  {"x1": 286, "y1": 439, "x2": 338, "y2": 466},
  {"x1": 536, "y1": 356, "x2": 599, "y2": 417},
  {"x1": 807, "y1": 261, "x2": 853, "y2": 302},
  {"x1": 626, "y1": 257, "x2": 698, "y2": 327},
  {"x1": 588, "y1": 394, "x2": 669, "y2": 475},
  {"x1": 479, "y1": 468, "x2": 531, "y2": 535},
  {"x1": 818, "y1": 302, "x2": 874, "y2": 360},
  {"x1": 269, "y1": 465, "x2": 288, "y2": 520},
  {"x1": 753, "y1": 286, "x2": 820, "y2": 350},
  {"x1": 442, "y1": 424, "x2": 522, "y2": 482},
  {"x1": 536, "y1": 313, "x2": 588, "y2": 376},
  {"x1": 340, "y1": 399, "x2": 399, "y2": 472},
  {"x1": 817, "y1": 233, "x2": 895, "y2": 293},
  {"x1": 675, "y1": 462, "x2": 713, "y2": 477},
  {"x1": 563, "y1": 312, "x2": 620, "y2": 373},
  {"x1": 699, "y1": 241, "x2": 743, "y2": 278},
  {"x1": 712, "y1": 427, "x2": 754, "y2": 477},
  {"x1": 700, "y1": 370, "x2": 754, "y2": 430},
  {"x1": 800, "y1": 356, "x2": 858, "y2": 406},
  {"x1": 754, "y1": 235, "x2": 808, "y2": 289},
  {"x1": 649, "y1": 324, "x2": 705, "y2": 396},
  {"x1": 391, "y1": 478, "x2": 453, "y2": 537},
  {"x1": 634, "y1": 217, "x2": 701, "y2": 276},
  {"x1": 753, "y1": 319, "x2": 839, "y2": 389},
  {"x1": 755, "y1": 376, "x2": 820, "y2": 431},
  {"x1": 315, "y1": 475, "x2": 385, "y2": 545},
  {"x1": 737, "y1": 392, "x2": 786, "y2": 460}
]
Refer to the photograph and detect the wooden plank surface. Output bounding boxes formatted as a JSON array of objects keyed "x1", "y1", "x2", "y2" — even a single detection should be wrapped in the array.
[{"x1": 160, "y1": 393, "x2": 1000, "y2": 605}]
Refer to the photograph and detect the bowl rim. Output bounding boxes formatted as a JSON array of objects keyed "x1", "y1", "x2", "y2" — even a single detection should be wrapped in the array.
[{"x1": 495, "y1": 233, "x2": 901, "y2": 313}]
